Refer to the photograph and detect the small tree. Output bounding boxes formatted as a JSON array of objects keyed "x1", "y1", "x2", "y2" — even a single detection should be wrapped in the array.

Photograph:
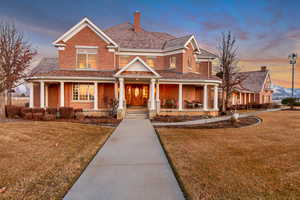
[
  {"x1": 216, "y1": 31, "x2": 247, "y2": 112},
  {"x1": 0, "y1": 21, "x2": 36, "y2": 107}
]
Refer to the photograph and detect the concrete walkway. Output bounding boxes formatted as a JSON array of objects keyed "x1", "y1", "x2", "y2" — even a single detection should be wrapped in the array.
[
  {"x1": 64, "y1": 119, "x2": 185, "y2": 200},
  {"x1": 152, "y1": 108, "x2": 282, "y2": 126}
]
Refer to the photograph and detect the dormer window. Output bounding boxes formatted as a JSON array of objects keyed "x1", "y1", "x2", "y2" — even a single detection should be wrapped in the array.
[
  {"x1": 76, "y1": 46, "x2": 98, "y2": 68},
  {"x1": 187, "y1": 56, "x2": 192, "y2": 68}
]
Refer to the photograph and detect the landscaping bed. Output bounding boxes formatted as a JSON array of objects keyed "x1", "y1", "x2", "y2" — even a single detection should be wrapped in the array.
[
  {"x1": 155, "y1": 116, "x2": 260, "y2": 129},
  {"x1": 151, "y1": 115, "x2": 213, "y2": 123},
  {"x1": 156, "y1": 110, "x2": 300, "y2": 199},
  {"x1": 0, "y1": 121, "x2": 114, "y2": 200}
]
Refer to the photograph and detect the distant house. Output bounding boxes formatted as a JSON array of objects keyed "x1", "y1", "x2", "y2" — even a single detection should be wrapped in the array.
[
  {"x1": 231, "y1": 66, "x2": 273, "y2": 105},
  {"x1": 26, "y1": 12, "x2": 221, "y2": 119}
]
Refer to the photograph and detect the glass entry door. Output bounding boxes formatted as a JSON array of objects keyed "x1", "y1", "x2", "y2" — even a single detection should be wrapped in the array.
[{"x1": 125, "y1": 84, "x2": 149, "y2": 106}]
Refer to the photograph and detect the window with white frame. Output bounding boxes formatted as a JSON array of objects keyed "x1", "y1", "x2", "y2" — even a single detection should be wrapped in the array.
[
  {"x1": 187, "y1": 56, "x2": 192, "y2": 68},
  {"x1": 77, "y1": 47, "x2": 97, "y2": 68},
  {"x1": 73, "y1": 83, "x2": 94, "y2": 101},
  {"x1": 169, "y1": 56, "x2": 176, "y2": 69}
]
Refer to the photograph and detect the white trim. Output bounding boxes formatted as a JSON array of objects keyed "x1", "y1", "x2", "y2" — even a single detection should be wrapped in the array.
[
  {"x1": 178, "y1": 83, "x2": 183, "y2": 111},
  {"x1": 159, "y1": 79, "x2": 222, "y2": 84},
  {"x1": 29, "y1": 82, "x2": 34, "y2": 108},
  {"x1": 94, "y1": 82, "x2": 98, "y2": 110},
  {"x1": 53, "y1": 17, "x2": 118, "y2": 47},
  {"x1": 60, "y1": 82, "x2": 65, "y2": 107},
  {"x1": 116, "y1": 49, "x2": 185, "y2": 56},
  {"x1": 40, "y1": 81, "x2": 45, "y2": 108},
  {"x1": 27, "y1": 76, "x2": 115, "y2": 81},
  {"x1": 114, "y1": 56, "x2": 160, "y2": 77},
  {"x1": 203, "y1": 84, "x2": 208, "y2": 111},
  {"x1": 184, "y1": 35, "x2": 200, "y2": 51}
]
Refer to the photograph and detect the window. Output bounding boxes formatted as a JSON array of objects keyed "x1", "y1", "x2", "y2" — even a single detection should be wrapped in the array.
[
  {"x1": 73, "y1": 83, "x2": 94, "y2": 101},
  {"x1": 169, "y1": 56, "x2": 176, "y2": 69},
  {"x1": 187, "y1": 56, "x2": 192, "y2": 68},
  {"x1": 77, "y1": 48, "x2": 97, "y2": 68},
  {"x1": 119, "y1": 56, "x2": 130, "y2": 67},
  {"x1": 146, "y1": 56, "x2": 156, "y2": 67}
]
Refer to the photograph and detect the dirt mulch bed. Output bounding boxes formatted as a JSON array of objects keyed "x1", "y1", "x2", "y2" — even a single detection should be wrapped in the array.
[
  {"x1": 0, "y1": 122, "x2": 114, "y2": 200},
  {"x1": 56, "y1": 116, "x2": 121, "y2": 127},
  {"x1": 155, "y1": 116, "x2": 260, "y2": 129},
  {"x1": 151, "y1": 115, "x2": 213, "y2": 123}
]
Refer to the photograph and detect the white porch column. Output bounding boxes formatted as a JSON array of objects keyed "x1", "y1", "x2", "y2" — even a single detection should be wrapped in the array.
[
  {"x1": 213, "y1": 85, "x2": 218, "y2": 110},
  {"x1": 40, "y1": 81, "x2": 45, "y2": 108},
  {"x1": 203, "y1": 84, "x2": 208, "y2": 110},
  {"x1": 94, "y1": 82, "x2": 98, "y2": 110},
  {"x1": 248, "y1": 93, "x2": 251, "y2": 103},
  {"x1": 29, "y1": 82, "x2": 34, "y2": 108},
  {"x1": 156, "y1": 82, "x2": 160, "y2": 102},
  {"x1": 178, "y1": 83, "x2": 183, "y2": 111},
  {"x1": 60, "y1": 81, "x2": 64, "y2": 107},
  {"x1": 244, "y1": 93, "x2": 247, "y2": 104},
  {"x1": 118, "y1": 78, "x2": 124, "y2": 109},
  {"x1": 45, "y1": 84, "x2": 48, "y2": 108},
  {"x1": 239, "y1": 92, "x2": 242, "y2": 104},
  {"x1": 114, "y1": 81, "x2": 118, "y2": 100},
  {"x1": 150, "y1": 78, "x2": 155, "y2": 110}
]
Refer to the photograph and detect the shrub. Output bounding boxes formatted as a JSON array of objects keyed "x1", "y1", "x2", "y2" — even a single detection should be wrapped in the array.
[
  {"x1": 20, "y1": 107, "x2": 32, "y2": 117},
  {"x1": 32, "y1": 113, "x2": 44, "y2": 121},
  {"x1": 43, "y1": 114, "x2": 56, "y2": 121},
  {"x1": 281, "y1": 97, "x2": 300, "y2": 106},
  {"x1": 59, "y1": 107, "x2": 74, "y2": 119},
  {"x1": 5, "y1": 105, "x2": 21, "y2": 118},
  {"x1": 31, "y1": 108, "x2": 45, "y2": 114},
  {"x1": 74, "y1": 108, "x2": 83, "y2": 113},
  {"x1": 24, "y1": 112, "x2": 33, "y2": 120},
  {"x1": 75, "y1": 112, "x2": 85, "y2": 120},
  {"x1": 46, "y1": 108, "x2": 58, "y2": 115}
]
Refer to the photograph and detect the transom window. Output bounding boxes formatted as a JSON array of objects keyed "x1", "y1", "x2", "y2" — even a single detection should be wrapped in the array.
[
  {"x1": 146, "y1": 56, "x2": 156, "y2": 67},
  {"x1": 77, "y1": 48, "x2": 97, "y2": 68},
  {"x1": 119, "y1": 56, "x2": 130, "y2": 67},
  {"x1": 73, "y1": 83, "x2": 94, "y2": 101},
  {"x1": 169, "y1": 56, "x2": 176, "y2": 69}
]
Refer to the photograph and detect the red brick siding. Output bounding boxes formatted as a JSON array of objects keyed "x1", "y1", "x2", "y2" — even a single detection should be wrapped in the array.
[{"x1": 58, "y1": 26, "x2": 115, "y2": 70}]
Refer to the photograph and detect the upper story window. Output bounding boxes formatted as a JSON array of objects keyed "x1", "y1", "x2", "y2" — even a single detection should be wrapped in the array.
[
  {"x1": 169, "y1": 56, "x2": 176, "y2": 69},
  {"x1": 76, "y1": 47, "x2": 97, "y2": 68},
  {"x1": 119, "y1": 56, "x2": 130, "y2": 67},
  {"x1": 187, "y1": 56, "x2": 192, "y2": 68},
  {"x1": 146, "y1": 56, "x2": 156, "y2": 67},
  {"x1": 72, "y1": 83, "x2": 94, "y2": 101}
]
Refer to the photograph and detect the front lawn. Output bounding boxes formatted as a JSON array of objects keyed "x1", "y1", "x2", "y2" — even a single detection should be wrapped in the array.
[
  {"x1": 0, "y1": 122, "x2": 113, "y2": 200},
  {"x1": 157, "y1": 110, "x2": 300, "y2": 199}
]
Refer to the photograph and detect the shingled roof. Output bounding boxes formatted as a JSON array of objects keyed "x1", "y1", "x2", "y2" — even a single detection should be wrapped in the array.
[
  {"x1": 235, "y1": 70, "x2": 270, "y2": 93},
  {"x1": 104, "y1": 23, "x2": 176, "y2": 49},
  {"x1": 30, "y1": 58, "x2": 220, "y2": 81}
]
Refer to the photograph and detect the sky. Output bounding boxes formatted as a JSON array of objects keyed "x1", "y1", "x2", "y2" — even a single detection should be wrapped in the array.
[{"x1": 1, "y1": 0, "x2": 299, "y2": 88}]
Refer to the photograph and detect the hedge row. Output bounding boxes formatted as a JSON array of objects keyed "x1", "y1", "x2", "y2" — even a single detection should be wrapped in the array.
[{"x1": 5, "y1": 105, "x2": 84, "y2": 121}]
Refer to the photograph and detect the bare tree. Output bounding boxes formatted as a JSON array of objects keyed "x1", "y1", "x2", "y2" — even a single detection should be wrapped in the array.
[
  {"x1": 0, "y1": 21, "x2": 36, "y2": 108},
  {"x1": 216, "y1": 31, "x2": 247, "y2": 112}
]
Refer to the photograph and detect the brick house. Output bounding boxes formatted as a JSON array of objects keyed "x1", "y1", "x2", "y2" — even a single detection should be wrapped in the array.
[
  {"x1": 230, "y1": 66, "x2": 273, "y2": 106},
  {"x1": 27, "y1": 12, "x2": 221, "y2": 119}
]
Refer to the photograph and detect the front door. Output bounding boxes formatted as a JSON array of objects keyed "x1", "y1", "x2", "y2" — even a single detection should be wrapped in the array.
[{"x1": 125, "y1": 84, "x2": 149, "y2": 106}]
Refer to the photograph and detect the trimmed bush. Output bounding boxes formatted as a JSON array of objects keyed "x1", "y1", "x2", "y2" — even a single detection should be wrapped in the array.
[
  {"x1": 20, "y1": 107, "x2": 32, "y2": 117},
  {"x1": 46, "y1": 108, "x2": 58, "y2": 115},
  {"x1": 24, "y1": 112, "x2": 33, "y2": 120},
  {"x1": 74, "y1": 108, "x2": 83, "y2": 113},
  {"x1": 5, "y1": 105, "x2": 21, "y2": 118},
  {"x1": 43, "y1": 114, "x2": 56, "y2": 121},
  {"x1": 75, "y1": 112, "x2": 85, "y2": 120},
  {"x1": 32, "y1": 113, "x2": 44, "y2": 121},
  {"x1": 32, "y1": 108, "x2": 45, "y2": 114},
  {"x1": 281, "y1": 97, "x2": 300, "y2": 106},
  {"x1": 59, "y1": 107, "x2": 74, "y2": 119}
]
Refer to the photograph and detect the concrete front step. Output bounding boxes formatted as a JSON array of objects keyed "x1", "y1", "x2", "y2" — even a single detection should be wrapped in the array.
[{"x1": 126, "y1": 113, "x2": 148, "y2": 119}]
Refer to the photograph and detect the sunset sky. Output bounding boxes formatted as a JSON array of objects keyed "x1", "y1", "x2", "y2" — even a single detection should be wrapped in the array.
[{"x1": 1, "y1": 0, "x2": 299, "y2": 88}]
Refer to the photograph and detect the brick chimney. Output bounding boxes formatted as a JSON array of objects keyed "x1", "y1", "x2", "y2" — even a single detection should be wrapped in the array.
[
  {"x1": 261, "y1": 66, "x2": 267, "y2": 71},
  {"x1": 134, "y1": 11, "x2": 141, "y2": 32}
]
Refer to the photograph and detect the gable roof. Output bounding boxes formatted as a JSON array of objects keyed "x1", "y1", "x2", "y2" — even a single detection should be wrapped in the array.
[
  {"x1": 53, "y1": 17, "x2": 118, "y2": 47},
  {"x1": 197, "y1": 48, "x2": 218, "y2": 59},
  {"x1": 114, "y1": 56, "x2": 160, "y2": 77},
  {"x1": 236, "y1": 70, "x2": 270, "y2": 93},
  {"x1": 104, "y1": 22, "x2": 175, "y2": 49}
]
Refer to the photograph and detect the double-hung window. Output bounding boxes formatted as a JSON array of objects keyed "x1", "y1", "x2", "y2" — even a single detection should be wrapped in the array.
[
  {"x1": 73, "y1": 83, "x2": 94, "y2": 101},
  {"x1": 169, "y1": 56, "x2": 176, "y2": 69},
  {"x1": 77, "y1": 47, "x2": 97, "y2": 68},
  {"x1": 146, "y1": 56, "x2": 156, "y2": 67}
]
